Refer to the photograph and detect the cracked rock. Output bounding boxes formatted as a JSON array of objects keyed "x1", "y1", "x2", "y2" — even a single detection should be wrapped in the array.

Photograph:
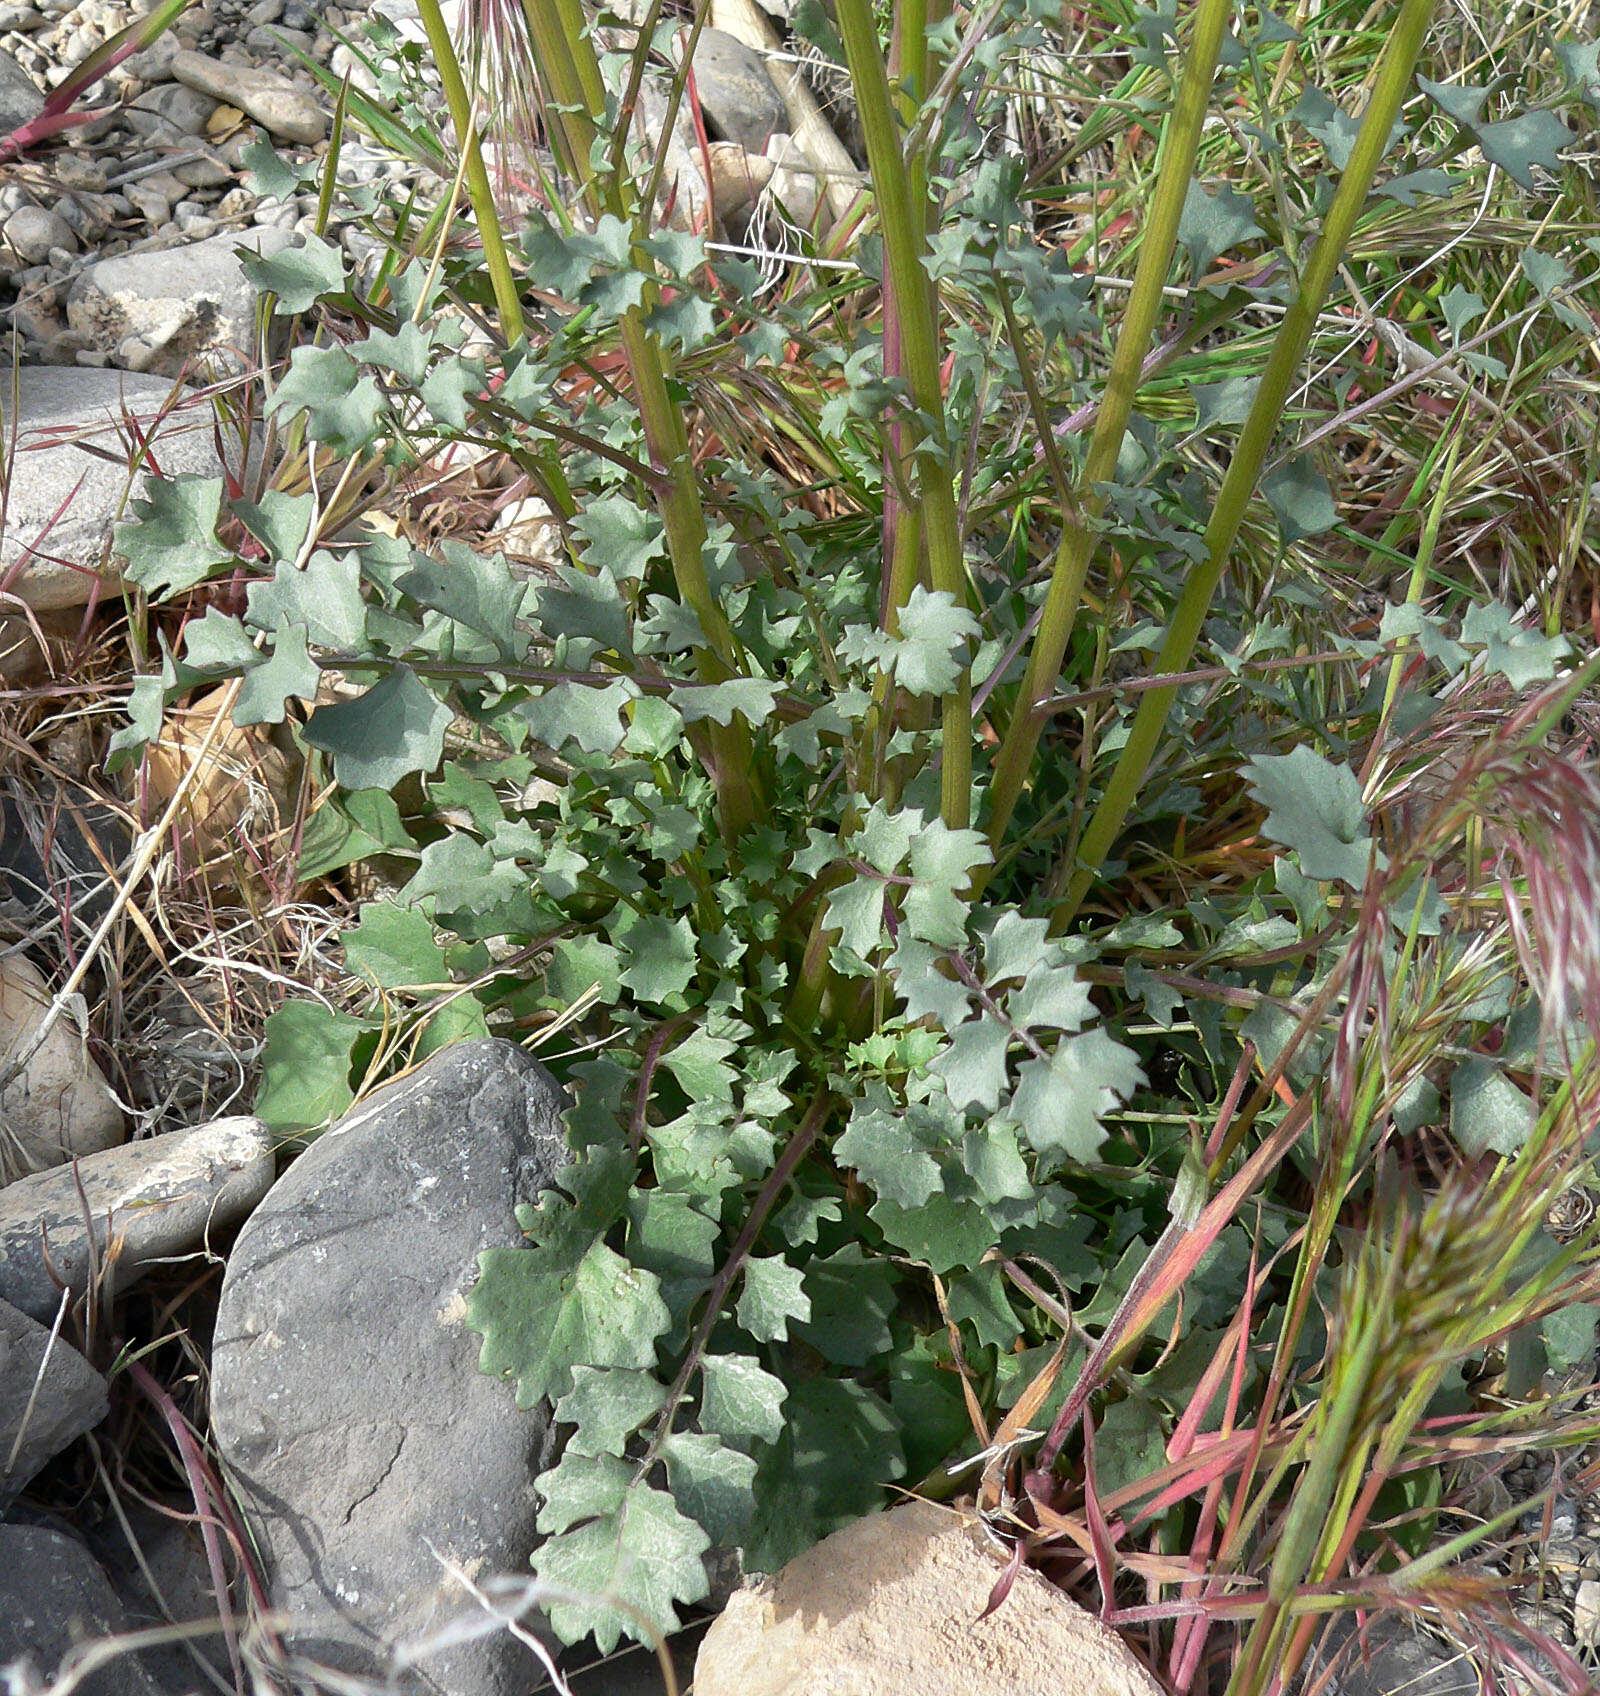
[{"x1": 209, "y1": 1039, "x2": 569, "y2": 1696}]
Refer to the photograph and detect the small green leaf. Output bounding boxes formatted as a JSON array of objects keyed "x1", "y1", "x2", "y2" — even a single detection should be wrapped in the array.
[
  {"x1": 554, "y1": 1367, "x2": 668, "y2": 1458},
  {"x1": 1010, "y1": 1029, "x2": 1146, "y2": 1164},
  {"x1": 614, "y1": 912, "x2": 698, "y2": 1004},
  {"x1": 533, "y1": 1481, "x2": 710, "y2": 1652},
  {"x1": 1449, "y1": 1058, "x2": 1534, "y2": 1157},
  {"x1": 792, "y1": 1244, "x2": 897, "y2": 1365},
  {"x1": 243, "y1": 233, "x2": 348, "y2": 312},
  {"x1": 871, "y1": 1191, "x2": 999, "y2": 1273},
  {"x1": 1261, "y1": 456, "x2": 1337, "y2": 542},
  {"x1": 247, "y1": 551, "x2": 367, "y2": 649},
  {"x1": 296, "y1": 788, "x2": 416, "y2": 880},
  {"x1": 233, "y1": 489, "x2": 315, "y2": 562},
  {"x1": 1476, "y1": 110, "x2": 1569, "y2": 188},
  {"x1": 1461, "y1": 602, "x2": 1570, "y2": 689},
  {"x1": 659, "y1": 1431, "x2": 758, "y2": 1545},
  {"x1": 114, "y1": 476, "x2": 230, "y2": 597},
  {"x1": 673, "y1": 678, "x2": 783, "y2": 728},
  {"x1": 1542, "y1": 1301, "x2": 1598, "y2": 1373},
  {"x1": 521, "y1": 680, "x2": 640, "y2": 755},
  {"x1": 252, "y1": 1001, "x2": 371, "y2": 1132},
  {"x1": 930, "y1": 1015, "x2": 1011, "y2": 1114},
  {"x1": 351, "y1": 320, "x2": 435, "y2": 383},
  {"x1": 571, "y1": 495, "x2": 667, "y2": 581},
  {"x1": 534, "y1": 1451, "x2": 630, "y2": 1534},
  {"x1": 736, "y1": 1254, "x2": 811, "y2": 1342},
  {"x1": 343, "y1": 900, "x2": 450, "y2": 989},
  {"x1": 468, "y1": 1237, "x2": 670, "y2": 1407},
  {"x1": 1178, "y1": 182, "x2": 1264, "y2": 277},
  {"x1": 183, "y1": 609, "x2": 261, "y2": 673},
  {"x1": 301, "y1": 664, "x2": 452, "y2": 790},
  {"x1": 234, "y1": 620, "x2": 320, "y2": 726},
  {"x1": 396, "y1": 540, "x2": 528, "y2": 661},
  {"x1": 699, "y1": 1352, "x2": 789, "y2": 1448},
  {"x1": 1243, "y1": 746, "x2": 1384, "y2": 888},
  {"x1": 269, "y1": 345, "x2": 387, "y2": 454}
]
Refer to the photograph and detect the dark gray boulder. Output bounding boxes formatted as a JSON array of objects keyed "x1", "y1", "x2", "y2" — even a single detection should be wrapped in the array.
[
  {"x1": 0, "y1": 1297, "x2": 108, "y2": 1511},
  {"x1": 209, "y1": 1039, "x2": 568, "y2": 1696},
  {"x1": 0, "y1": 1525, "x2": 166, "y2": 1696}
]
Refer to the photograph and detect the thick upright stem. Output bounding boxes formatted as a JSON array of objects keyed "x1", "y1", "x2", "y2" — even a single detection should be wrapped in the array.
[
  {"x1": 983, "y1": 0, "x2": 1233, "y2": 854},
  {"x1": 1056, "y1": 0, "x2": 1438, "y2": 924},
  {"x1": 836, "y1": 0, "x2": 971, "y2": 828}
]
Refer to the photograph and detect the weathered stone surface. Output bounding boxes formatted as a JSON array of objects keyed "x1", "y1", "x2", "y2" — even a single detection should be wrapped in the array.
[
  {"x1": 0, "y1": 606, "x2": 79, "y2": 686},
  {"x1": 0, "y1": 780, "x2": 131, "y2": 926},
  {"x1": 1314, "y1": 1619, "x2": 1481, "y2": 1695},
  {"x1": 0, "y1": 367, "x2": 222, "y2": 607},
  {"x1": 169, "y1": 47, "x2": 326, "y2": 143},
  {"x1": 0, "y1": 1525, "x2": 166, "y2": 1696},
  {"x1": 0, "y1": 949, "x2": 122, "y2": 1180},
  {"x1": 123, "y1": 80, "x2": 218, "y2": 141},
  {"x1": 0, "y1": 1116, "x2": 274, "y2": 1321},
  {"x1": 209, "y1": 1039, "x2": 569, "y2": 1696},
  {"x1": 707, "y1": 140, "x2": 775, "y2": 220},
  {"x1": 0, "y1": 46, "x2": 42, "y2": 132},
  {"x1": 689, "y1": 28, "x2": 785, "y2": 151},
  {"x1": 695, "y1": 1500, "x2": 1164, "y2": 1696},
  {"x1": 0, "y1": 1295, "x2": 108, "y2": 1509},
  {"x1": 3, "y1": 202, "x2": 75, "y2": 264},
  {"x1": 90, "y1": 1502, "x2": 238, "y2": 1694},
  {"x1": 67, "y1": 226, "x2": 294, "y2": 377}
]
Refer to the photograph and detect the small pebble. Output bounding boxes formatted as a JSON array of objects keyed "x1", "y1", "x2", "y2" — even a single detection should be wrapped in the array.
[
  {"x1": 52, "y1": 151, "x2": 108, "y2": 193},
  {"x1": 1576, "y1": 1578, "x2": 1600, "y2": 1644},
  {"x1": 3, "y1": 204, "x2": 76, "y2": 264}
]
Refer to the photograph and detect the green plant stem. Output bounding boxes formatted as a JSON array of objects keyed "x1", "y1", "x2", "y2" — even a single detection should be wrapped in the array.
[
  {"x1": 639, "y1": 1091, "x2": 835, "y2": 1471},
  {"x1": 515, "y1": 0, "x2": 761, "y2": 835},
  {"x1": 984, "y1": 0, "x2": 1233, "y2": 856},
  {"x1": 413, "y1": 0, "x2": 525, "y2": 346},
  {"x1": 1053, "y1": 0, "x2": 1438, "y2": 925},
  {"x1": 835, "y1": 0, "x2": 971, "y2": 829}
]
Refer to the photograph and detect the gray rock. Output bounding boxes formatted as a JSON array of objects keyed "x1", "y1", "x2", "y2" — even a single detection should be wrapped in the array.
[
  {"x1": 66, "y1": 225, "x2": 294, "y2": 377},
  {"x1": 0, "y1": 949, "x2": 123, "y2": 1181},
  {"x1": 0, "y1": 781, "x2": 130, "y2": 927},
  {"x1": 210, "y1": 1039, "x2": 569, "y2": 1696},
  {"x1": 169, "y1": 46, "x2": 326, "y2": 142},
  {"x1": 0, "y1": 1115, "x2": 274, "y2": 1321},
  {"x1": 124, "y1": 78, "x2": 217, "y2": 139},
  {"x1": 0, "y1": 5, "x2": 45, "y2": 29},
  {"x1": 3, "y1": 203, "x2": 75, "y2": 264},
  {"x1": 0, "y1": 1526, "x2": 166, "y2": 1696},
  {"x1": 248, "y1": 21, "x2": 311, "y2": 49},
  {"x1": 1316, "y1": 1619, "x2": 1480, "y2": 1695},
  {"x1": 689, "y1": 29, "x2": 785, "y2": 151},
  {"x1": 172, "y1": 148, "x2": 232, "y2": 187},
  {"x1": 0, "y1": 366, "x2": 222, "y2": 607},
  {"x1": 0, "y1": 43, "x2": 41, "y2": 130},
  {"x1": 52, "y1": 150, "x2": 107, "y2": 192},
  {"x1": 89, "y1": 1503, "x2": 237, "y2": 1694},
  {"x1": 0, "y1": 1296, "x2": 108, "y2": 1509}
]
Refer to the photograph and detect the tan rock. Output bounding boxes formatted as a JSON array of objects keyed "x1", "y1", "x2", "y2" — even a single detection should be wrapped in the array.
[
  {"x1": 0, "y1": 607, "x2": 80, "y2": 687},
  {"x1": 0, "y1": 1116, "x2": 275, "y2": 1320},
  {"x1": 708, "y1": 140, "x2": 775, "y2": 220},
  {"x1": 168, "y1": 49, "x2": 326, "y2": 145},
  {"x1": 0, "y1": 951, "x2": 122, "y2": 1182},
  {"x1": 694, "y1": 1499, "x2": 1163, "y2": 1696}
]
